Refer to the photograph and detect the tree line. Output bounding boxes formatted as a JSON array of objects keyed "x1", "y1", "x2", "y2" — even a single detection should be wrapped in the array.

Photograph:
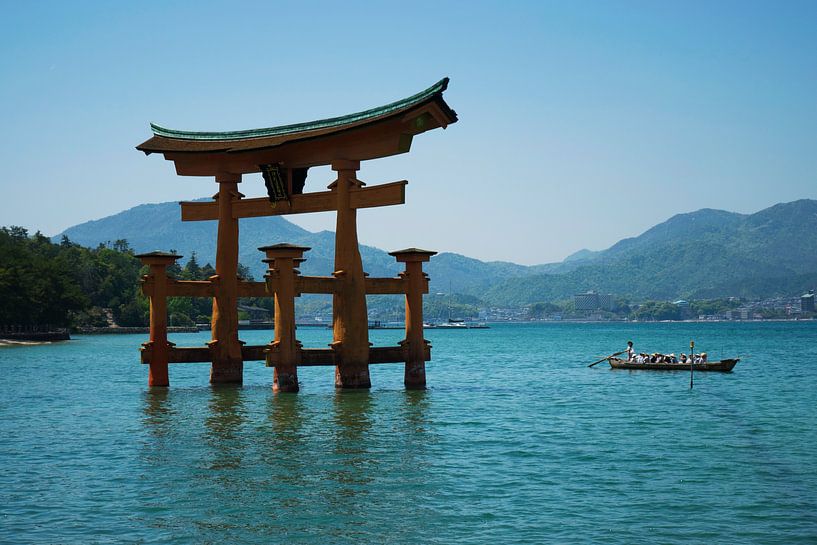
[
  {"x1": 0, "y1": 227, "x2": 269, "y2": 329},
  {"x1": 3, "y1": 225, "x2": 804, "y2": 329}
]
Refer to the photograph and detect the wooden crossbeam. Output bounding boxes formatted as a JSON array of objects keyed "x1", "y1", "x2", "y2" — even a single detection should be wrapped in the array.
[
  {"x1": 298, "y1": 276, "x2": 337, "y2": 294},
  {"x1": 364, "y1": 277, "x2": 425, "y2": 295},
  {"x1": 145, "y1": 275, "x2": 423, "y2": 299},
  {"x1": 167, "y1": 280, "x2": 215, "y2": 297},
  {"x1": 180, "y1": 180, "x2": 407, "y2": 222},
  {"x1": 237, "y1": 281, "x2": 268, "y2": 297},
  {"x1": 141, "y1": 344, "x2": 431, "y2": 365},
  {"x1": 143, "y1": 279, "x2": 267, "y2": 298}
]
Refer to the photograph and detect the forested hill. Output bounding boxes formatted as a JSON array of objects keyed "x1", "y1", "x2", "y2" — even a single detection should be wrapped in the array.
[
  {"x1": 54, "y1": 200, "x2": 538, "y2": 294},
  {"x1": 484, "y1": 199, "x2": 817, "y2": 305},
  {"x1": 54, "y1": 198, "x2": 817, "y2": 304}
]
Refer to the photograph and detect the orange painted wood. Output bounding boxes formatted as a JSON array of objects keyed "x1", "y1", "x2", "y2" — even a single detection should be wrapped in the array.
[
  {"x1": 165, "y1": 118, "x2": 416, "y2": 176},
  {"x1": 298, "y1": 276, "x2": 337, "y2": 294},
  {"x1": 349, "y1": 181, "x2": 406, "y2": 209},
  {"x1": 179, "y1": 181, "x2": 407, "y2": 222},
  {"x1": 402, "y1": 262, "x2": 428, "y2": 389},
  {"x1": 180, "y1": 200, "x2": 218, "y2": 221},
  {"x1": 209, "y1": 180, "x2": 244, "y2": 383},
  {"x1": 261, "y1": 245, "x2": 307, "y2": 392},
  {"x1": 146, "y1": 267, "x2": 169, "y2": 387},
  {"x1": 237, "y1": 281, "x2": 268, "y2": 297},
  {"x1": 140, "y1": 344, "x2": 429, "y2": 365},
  {"x1": 331, "y1": 161, "x2": 371, "y2": 388},
  {"x1": 164, "y1": 280, "x2": 216, "y2": 297},
  {"x1": 233, "y1": 192, "x2": 336, "y2": 219},
  {"x1": 364, "y1": 277, "x2": 407, "y2": 294}
]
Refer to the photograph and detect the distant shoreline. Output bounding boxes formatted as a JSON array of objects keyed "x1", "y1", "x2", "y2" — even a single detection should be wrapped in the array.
[
  {"x1": 60, "y1": 317, "x2": 816, "y2": 337},
  {"x1": 0, "y1": 330, "x2": 70, "y2": 343},
  {"x1": 510, "y1": 318, "x2": 816, "y2": 324}
]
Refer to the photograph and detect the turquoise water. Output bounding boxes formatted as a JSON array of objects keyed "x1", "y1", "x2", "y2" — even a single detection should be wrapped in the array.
[{"x1": 1, "y1": 322, "x2": 816, "y2": 544}]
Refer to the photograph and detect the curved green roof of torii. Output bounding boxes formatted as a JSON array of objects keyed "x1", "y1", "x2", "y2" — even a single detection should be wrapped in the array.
[
  {"x1": 146, "y1": 78, "x2": 455, "y2": 143},
  {"x1": 136, "y1": 78, "x2": 458, "y2": 174}
]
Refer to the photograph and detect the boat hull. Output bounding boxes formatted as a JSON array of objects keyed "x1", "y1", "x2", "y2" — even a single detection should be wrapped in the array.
[{"x1": 608, "y1": 357, "x2": 739, "y2": 372}]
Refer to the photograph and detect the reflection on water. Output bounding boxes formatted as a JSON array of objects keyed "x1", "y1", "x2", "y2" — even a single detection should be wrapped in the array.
[
  {"x1": 138, "y1": 384, "x2": 438, "y2": 542},
  {"x1": 268, "y1": 392, "x2": 306, "y2": 439},
  {"x1": 263, "y1": 393, "x2": 307, "y2": 489},
  {"x1": 141, "y1": 388, "x2": 175, "y2": 466},
  {"x1": 324, "y1": 390, "x2": 376, "y2": 524},
  {"x1": 332, "y1": 390, "x2": 373, "y2": 447},
  {"x1": 142, "y1": 388, "x2": 172, "y2": 433},
  {"x1": 204, "y1": 385, "x2": 247, "y2": 470},
  {"x1": 402, "y1": 389, "x2": 431, "y2": 433}
]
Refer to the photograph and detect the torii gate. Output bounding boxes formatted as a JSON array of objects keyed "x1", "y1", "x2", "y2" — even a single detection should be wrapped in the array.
[{"x1": 135, "y1": 79, "x2": 457, "y2": 390}]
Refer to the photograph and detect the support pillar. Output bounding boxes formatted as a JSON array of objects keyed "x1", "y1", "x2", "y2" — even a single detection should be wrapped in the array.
[
  {"x1": 137, "y1": 251, "x2": 182, "y2": 387},
  {"x1": 210, "y1": 173, "x2": 244, "y2": 384},
  {"x1": 261, "y1": 244, "x2": 309, "y2": 393},
  {"x1": 330, "y1": 160, "x2": 371, "y2": 389},
  {"x1": 390, "y1": 248, "x2": 436, "y2": 389}
]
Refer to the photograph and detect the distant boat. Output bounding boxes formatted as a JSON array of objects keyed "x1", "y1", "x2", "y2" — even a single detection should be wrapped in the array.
[
  {"x1": 430, "y1": 319, "x2": 489, "y2": 330},
  {"x1": 430, "y1": 282, "x2": 490, "y2": 329},
  {"x1": 435, "y1": 319, "x2": 468, "y2": 329},
  {"x1": 368, "y1": 320, "x2": 403, "y2": 330},
  {"x1": 608, "y1": 357, "x2": 739, "y2": 372}
]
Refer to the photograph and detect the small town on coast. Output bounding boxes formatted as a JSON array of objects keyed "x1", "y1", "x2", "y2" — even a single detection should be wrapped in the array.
[{"x1": 485, "y1": 289, "x2": 817, "y2": 323}]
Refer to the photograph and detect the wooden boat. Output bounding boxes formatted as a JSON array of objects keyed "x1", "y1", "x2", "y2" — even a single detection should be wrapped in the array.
[{"x1": 608, "y1": 357, "x2": 739, "y2": 372}]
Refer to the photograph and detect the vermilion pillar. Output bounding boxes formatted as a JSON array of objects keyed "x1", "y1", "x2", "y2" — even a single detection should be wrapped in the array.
[
  {"x1": 390, "y1": 248, "x2": 436, "y2": 389},
  {"x1": 210, "y1": 173, "x2": 244, "y2": 384},
  {"x1": 330, "y1": 160, "x2": 371, "y2": 389},
  {"x1": 137, "y1": 251, "x2": 182, "y2": 387},
  {"x1": 261, "y1": 244, "x2": 309, "y2": 393}
]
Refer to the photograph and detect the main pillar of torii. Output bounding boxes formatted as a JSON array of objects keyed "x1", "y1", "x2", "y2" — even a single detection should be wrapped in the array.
[{"x1": 136, "y1": 78, "x2": 458, "y2": 387}]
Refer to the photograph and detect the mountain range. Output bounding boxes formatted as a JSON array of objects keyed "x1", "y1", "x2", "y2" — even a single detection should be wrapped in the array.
[{"x1": 55, "y1": 199, "x2": 817, "y2": 305}]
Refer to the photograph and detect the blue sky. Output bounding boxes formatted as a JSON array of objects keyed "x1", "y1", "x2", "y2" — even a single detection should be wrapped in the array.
[{"x1": 1, "y1": 1, "x2": 815, "y2": 264}]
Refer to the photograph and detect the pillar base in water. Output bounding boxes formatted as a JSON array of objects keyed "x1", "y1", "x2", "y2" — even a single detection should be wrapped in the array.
[
  {"x1": 210, "y1": 359, "x2": 244, "y2": 384},
  {"x1": 274, "y1": 369, "x2": 299, "y2": 392},
  {"x1": 404, "y1": 362, "x2": 426, "y2": 390},
  {"x1": 208, "y1": 339, "x2": 244, "y2": 384},
  {"x1": 334, "y1": 364, "x2": 372, "y2": 389},
  {"x1": 148, "y1": 366, "x2": 170, "y2": 388}
]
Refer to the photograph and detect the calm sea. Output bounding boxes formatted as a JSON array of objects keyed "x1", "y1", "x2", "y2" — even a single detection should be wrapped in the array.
[{"x1": 1, "y1": 322, "x2": 816, "y2": 544}]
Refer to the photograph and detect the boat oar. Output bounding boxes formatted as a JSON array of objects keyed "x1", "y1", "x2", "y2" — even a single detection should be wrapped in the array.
[
  {"x1": 588, "y1": 350, "x2": 626, "y2": 368},
  {"x1": 689, "y1": 340, "x2": 695, "y2": 389}
]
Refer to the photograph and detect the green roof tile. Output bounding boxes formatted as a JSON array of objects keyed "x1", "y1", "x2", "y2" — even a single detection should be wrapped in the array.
[{"x1": 150, "y1": 78, "x2": 451, "y2": 142}]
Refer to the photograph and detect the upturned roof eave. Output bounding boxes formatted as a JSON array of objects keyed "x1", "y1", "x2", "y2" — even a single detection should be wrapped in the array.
[{"x1": 136, "y1": 78, "x2": 456, "y2": 155}]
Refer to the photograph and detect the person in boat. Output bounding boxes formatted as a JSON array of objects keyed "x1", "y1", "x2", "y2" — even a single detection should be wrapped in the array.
[
  {"x1": 669, "y1": 353, "x2": 678, "y2": 363},
  {"x1": 701, "y1": 352, "x2": 707, "y2": 363},
  {"x1": 680, "y1": 353, "x2": 687, "y2": 363},
  {"x1": 626, "y1": 341, "x2": 634, "y2": 361}
]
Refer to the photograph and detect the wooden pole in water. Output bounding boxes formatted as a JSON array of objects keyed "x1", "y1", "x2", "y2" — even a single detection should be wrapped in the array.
[
  {"x1": 390, "y1": 248, "x2": 436, "y2": 389},
  {"x1": 330, "y1": 160, "x2": 371, "y2": 389},
  {"x1": 689, "y1": 340, "x2": 695, "y2": 389},
  {"x1": 210, "y1": 173, "x2": 244, "y2": 384},
  {"x1": 261, "y1": 244, "x2": 309, "y2": 393},
  {"x1": 137, "y1": 251, "x2": 181, "y2": 387}
]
